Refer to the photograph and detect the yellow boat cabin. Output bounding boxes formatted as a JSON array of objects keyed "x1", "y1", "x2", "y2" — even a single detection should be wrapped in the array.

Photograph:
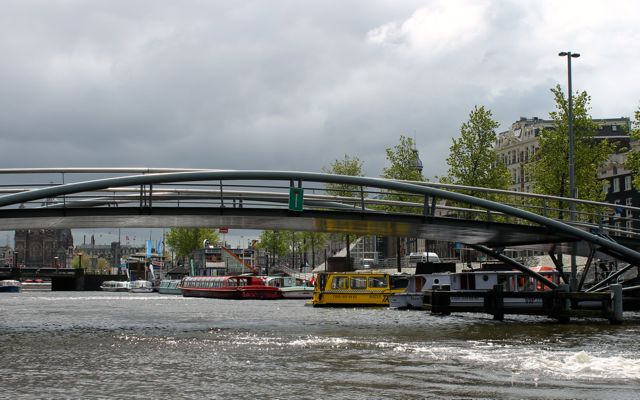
[{"x1": 311, "y1": 272, "x2": 408, "y2": 307}]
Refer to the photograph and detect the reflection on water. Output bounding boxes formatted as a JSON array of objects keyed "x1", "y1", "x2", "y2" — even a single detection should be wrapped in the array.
[{"x1": 1, "y1": 292, "x2": 640, "y2": 399}]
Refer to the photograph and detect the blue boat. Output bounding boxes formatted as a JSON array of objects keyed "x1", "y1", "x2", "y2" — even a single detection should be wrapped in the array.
[{"x1": 0, "y1": 280, "x2": 22, "y2": 293}]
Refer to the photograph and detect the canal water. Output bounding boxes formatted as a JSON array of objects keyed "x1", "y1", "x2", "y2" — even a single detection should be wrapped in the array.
[{"x1": 1, "y1": 292, "x2": 640, "y2": 399}]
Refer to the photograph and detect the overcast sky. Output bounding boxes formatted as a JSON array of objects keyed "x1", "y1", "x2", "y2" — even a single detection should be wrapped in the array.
[{"x1": 1, "y1": 0, "x2": 640, "y2": 245}]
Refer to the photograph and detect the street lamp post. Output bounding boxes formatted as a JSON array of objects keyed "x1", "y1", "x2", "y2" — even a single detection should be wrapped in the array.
[
  {"x1": 559, "y1": 51, "x2": 580, "y2": 290},
  {"x1": 78, "y1": 252, "x2": 83, "y2": 269}
]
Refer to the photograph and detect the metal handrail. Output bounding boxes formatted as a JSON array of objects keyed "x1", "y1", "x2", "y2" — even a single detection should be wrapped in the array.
[{"x1": 2, "y1": 168, "x2": 640, "y2": 266}]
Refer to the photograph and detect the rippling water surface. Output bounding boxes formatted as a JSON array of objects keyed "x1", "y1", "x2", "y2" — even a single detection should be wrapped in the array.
[{"x1": 2, "y1": 292, "x2": 640, "y2": 399}]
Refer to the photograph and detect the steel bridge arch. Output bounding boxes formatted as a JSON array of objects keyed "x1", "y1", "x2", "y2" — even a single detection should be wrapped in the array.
[{"x1": 1, "y1": 169, "x2": 640, "y2": 269}]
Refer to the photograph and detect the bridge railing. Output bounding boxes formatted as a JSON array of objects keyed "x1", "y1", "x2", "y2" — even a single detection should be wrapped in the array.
[{"x1": 0, "y1": 168, "x2": 639, "y2": 241}]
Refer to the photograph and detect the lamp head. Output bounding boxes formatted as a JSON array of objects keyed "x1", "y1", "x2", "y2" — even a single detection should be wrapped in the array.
[{"x1": 559, "y1": 52, "x2": 568, "y2": 56}]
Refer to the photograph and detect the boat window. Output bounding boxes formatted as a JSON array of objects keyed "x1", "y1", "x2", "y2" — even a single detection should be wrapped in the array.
[
  {"x1": 331, "y1": 276, "x2": 348, "y2": 289},
  {"x1": 368, "y1": 276, "x2": 388, "y2": 288},
  {"x1": 391, "y1": 277, "x2": 408, "y2": 289},
  {"x1": 350, "y1": 277, "x2": 367, "y2": 290}
]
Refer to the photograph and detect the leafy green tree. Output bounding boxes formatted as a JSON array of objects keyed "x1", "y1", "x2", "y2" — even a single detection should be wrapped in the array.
[
  {"x1": 165, "y1": 228, "x2": 218, "y2": 260},
  {"x1": 97, "y1": 257, "x2": 110, "y2": 273},
  {"x1": 257, "y1": 230, "x2": 288, "y2": 266},
  {"x1": 300, "y1": 231, "x2": 328, "y2": 268},
  {"x1": 381, "y1": 135, "x2": 424, "y2": 213},
  {"x1": 382, "y1": 135, "x2": 424, "y2": 182},
  {"x1": 72, "y1": 254, "x2": 90, "y2": 269},
  {"x1": 528, "y1": 85, "x2": 614, "y2": 219},
  {"x1": 287, "y1": 231, "x2": 304, "y2": 269},
  {"x1": 323, "y1": 155, "x2": 365, "y2": 256},
  {"x1": 322, "y1": 154, "x2": 364, "y2": 197},
  {"x1": 444, "y1": 105, "x2": 511, "y2": 189},
  {"x1": 624, "y1": 107, "x2": 640, "y2": 188}
]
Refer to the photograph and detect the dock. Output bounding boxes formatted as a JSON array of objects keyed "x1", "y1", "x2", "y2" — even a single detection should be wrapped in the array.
[{"x1": 424, "y1": 284, "x2": 624, "y2": 324}]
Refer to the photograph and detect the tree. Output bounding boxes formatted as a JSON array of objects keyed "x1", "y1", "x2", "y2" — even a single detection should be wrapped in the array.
[
  {"x1": 287, "y1": 231, "x2": 304, "y2": 270},
  {"x1": 323, "y1": 155, "x2": 365, "y2": 259},
  {"x1": 97, "y1": 257, "x2": 110, "y2": 273},
  {"x1": 528, "y1": 85, "x2": 614, "y2": 218},
  {"x1": 257, "y1": 230, "x2": 288, "y2": 267},
  {"x1": 165, "y1": 228, "x2": 218, "y2": 261},
  {"x1": 444, "y1": 105, "x2": 511, "y2": 189},
  {"x1": 300, "y1": 231, "x2": 328, "y2": 268},
  {"x1": 381, "y1": 135, "x2": 424, "y2": 212},
  {"x1": 322, "y1": 154, "x2": 364, "y2": 197},
  {"x1": 624, "y1": 107, "x2": 640, "y2": 188},
  {"x1": 382, "y1": 135, "x2": 424, "y2": 182},
  {"x1": 72, "y1": 254, "x2": 89, "y2": 269}
]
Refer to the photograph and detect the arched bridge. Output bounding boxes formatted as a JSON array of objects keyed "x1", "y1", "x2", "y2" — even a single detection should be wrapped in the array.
[{"x1": 1, "y1": 167, "x2": 640, "y2": 288}]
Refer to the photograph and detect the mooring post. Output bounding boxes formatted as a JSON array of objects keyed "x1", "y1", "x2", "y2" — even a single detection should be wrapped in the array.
[
  {"x1": 551, "y1": 284, "x2": 570, "y2": 323},
  {"x1": 492, "y1": 284, "x2": 504, "y2": 321},
  {"x1": 610, "y1": 284, "x2": 623, "y2": 324}
]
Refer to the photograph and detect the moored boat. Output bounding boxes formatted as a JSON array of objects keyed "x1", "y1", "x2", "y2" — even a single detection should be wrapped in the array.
[
  {"x1": 391, "y1": 266, "x2": 561, "y2": 310},
  {"x1": 100, "y1": 280, "x2": 130, "y2": 292},
  {"x1": 158, "y1": 279, "x2": 182, "y2": 295},
  {"x1": 21, "y1": 279, "x2": 52, "y2": 291},
  {"x1": 311, "y1": 272, "x2": 408, "y2": 307},
  {"x1": 389, "y1": 274, "x2": 436, "y2": 309},
  {"x1": 0, "y1": 280, "x2": 22, "y2": 293},
  {"x1": 180, "y1": 276, "x2": 281, "y2": 299},
  {"x1": 265, "y1": 276, "x2": 314, "y2": 299},
  {"x1": 129, "y1": 280, "x2": 154, "y2": 293}
]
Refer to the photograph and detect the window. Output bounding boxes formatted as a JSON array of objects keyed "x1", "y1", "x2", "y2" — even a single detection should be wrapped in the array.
[
  {"x1": 331, "y1": 277, "x2": 348, "y2": 289},
  {"x1": 612, "y1": 125, "x2": 617, "y2": 131},
  {"x1": 350, "y1": 277, "x2": 367, "y2": 290},
  {"x1": 368, "y1": 276, "x2": 388, "y2": 288},
  {"x1": 613, "y1": 178, "x2": 620, "y2": 193},
  {"x1": 625, "y1": 176, "x2": 632, "y2": 191}
]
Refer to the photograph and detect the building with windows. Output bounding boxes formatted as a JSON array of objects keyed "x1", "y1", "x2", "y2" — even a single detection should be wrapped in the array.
[
  {"x1": 495, "y1": 116, "x2": 631, "y2": 193},
  {"x1": 599, "y1": 149, "x2": 640, "y2": 233},
  {"x1": 1, "y1": 246, "x2": 14, "y2": 267},
  {"x1": 75, "y1": 242, "x2": 145, "y2": 269},
  {"x1": 14, "y1": 228, "x2": 74, "y2": 268},
  {"x1": 495, "y1": 116, "x2": 639, "y2": 233}
]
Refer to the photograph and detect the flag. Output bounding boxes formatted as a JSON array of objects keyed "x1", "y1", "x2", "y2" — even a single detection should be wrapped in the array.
[{"x1": 146, "y1": 240, "x2": 153, "y2": 258}]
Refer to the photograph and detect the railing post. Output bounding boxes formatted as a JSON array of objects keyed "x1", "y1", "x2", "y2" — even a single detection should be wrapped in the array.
[{"x1": 219, "y1": 180, "x2": 224, "y2": 208}]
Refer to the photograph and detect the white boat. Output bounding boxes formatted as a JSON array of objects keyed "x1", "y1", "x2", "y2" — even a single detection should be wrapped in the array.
[
  {"x1": 265, "y1": 276, "x2": 314, "y2": 299},
  {"x1": 390, "y1": 266, "x2": 560, "y2": 310},
  {"x1": 0, "y1": 280, "x2": 22, "y2": 293},
  {"x1": 100, "y1": 280, "x2": 130, "y2": 292},
  {"x1": 129, "y1": 280, "x2": 154, "y2": 293},
  {"x1": 158, "y1": 279, "x2": 182, "y2": 295},
  {"x1": 389, "y1": 274, "x2": 443, "y2": 309}
]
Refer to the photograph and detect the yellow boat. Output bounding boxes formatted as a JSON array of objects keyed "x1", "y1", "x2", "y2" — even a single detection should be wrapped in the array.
[{"x1": 311, "y1": 271, "x2": 408, "y2": 307}]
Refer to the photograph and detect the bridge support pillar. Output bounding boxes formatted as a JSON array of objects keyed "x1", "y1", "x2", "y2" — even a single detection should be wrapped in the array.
[{"x1": 610, "y1": 284, "x2": 623, "y2": 324}]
